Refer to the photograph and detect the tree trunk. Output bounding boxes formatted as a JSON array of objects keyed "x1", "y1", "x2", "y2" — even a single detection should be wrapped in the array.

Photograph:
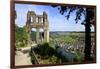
[{"x1": 84, "y1": 8, "x2": 92, "y2": 61}]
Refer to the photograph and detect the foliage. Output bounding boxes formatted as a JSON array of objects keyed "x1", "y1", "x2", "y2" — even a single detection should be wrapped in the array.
[
  {"x1": 34, "y1": 43, "x2": 55, "y2": 58},
  {"x1": 51, "y1": 6, "x2": 95, "y2": 61},
  {"x1": 52, "y1": 5, "x2": 95, "y2": 26},
  {"x1": 74, "y1": 52, "x2": 84, "y2": 63},
  {"x1": 15, "y1": 24, "x2": 28, "y2": 48},
  {"x1": 30, "y1": 51, "x2": 36, "y2": 64},
  {"x1": 31, "y1": 43, "x2": 68, "y2": 64}
]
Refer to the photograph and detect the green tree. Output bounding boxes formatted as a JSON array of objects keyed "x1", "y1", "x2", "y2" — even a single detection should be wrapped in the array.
[
  {"x1": 52, "y1": 5, "x2": 95, "y2": 61},
  {"x1": 15, "y1": 24, "x2": 28, "y2": 48}
]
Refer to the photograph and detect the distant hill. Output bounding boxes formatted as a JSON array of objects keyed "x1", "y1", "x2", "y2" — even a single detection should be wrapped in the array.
[{"x1": 50, "y1": 31, "x2": 94, "y2": 33}]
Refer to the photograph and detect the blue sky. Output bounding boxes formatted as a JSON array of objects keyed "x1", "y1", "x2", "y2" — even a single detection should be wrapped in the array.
[{"x1": 15, "y1": 4, "x2": 94, "y2": 32}]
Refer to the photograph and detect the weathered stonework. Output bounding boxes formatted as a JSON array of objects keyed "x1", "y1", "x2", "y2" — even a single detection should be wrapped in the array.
[{"x1": 26, "y1": 11, "x2": 49, "y2": 45}]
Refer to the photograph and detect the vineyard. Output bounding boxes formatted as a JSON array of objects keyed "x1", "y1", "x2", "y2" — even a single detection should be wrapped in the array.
[{"x1": 30, "y1": 32, "x2": 95, "y2": 64}]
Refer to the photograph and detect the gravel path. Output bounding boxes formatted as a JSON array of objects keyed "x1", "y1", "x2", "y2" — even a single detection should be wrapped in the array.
[{"x1": 15, "y1": 48, "x2": 32, "y2": 66}]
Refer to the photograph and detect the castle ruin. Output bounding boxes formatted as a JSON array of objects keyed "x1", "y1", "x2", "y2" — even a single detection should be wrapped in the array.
[{"x1": 26, "y1": 11, "x2": 49, "y2": 45}]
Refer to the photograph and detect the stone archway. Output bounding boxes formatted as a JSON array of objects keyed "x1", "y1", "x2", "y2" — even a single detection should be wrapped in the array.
[{"x1": 25, "y1": 11, "x2": 49, "y2": 46}]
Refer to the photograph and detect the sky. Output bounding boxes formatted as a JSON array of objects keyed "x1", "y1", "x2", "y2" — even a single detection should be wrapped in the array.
[{"x1": 15, "y1": 4, "x2": 94, "y2": 32}]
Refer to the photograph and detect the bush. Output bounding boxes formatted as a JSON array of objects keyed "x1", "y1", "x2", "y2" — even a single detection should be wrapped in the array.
[
  {"x1": 15, "y1": 24, "x2": 28, "y2": 48},
  {"x1": 74, "y1": 52, "x2": 83, "y2": 62},
  {"x1": 35, "y1": 43, "x2": 55, "y2": 58},
  {"x1": 31, "y1": 42, "x2": 69, "y2": 64}
]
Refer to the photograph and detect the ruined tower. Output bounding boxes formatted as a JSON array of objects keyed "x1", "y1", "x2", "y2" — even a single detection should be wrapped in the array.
[{"x1": 26, "y1": 11, "x2": 49, "y2": 45}]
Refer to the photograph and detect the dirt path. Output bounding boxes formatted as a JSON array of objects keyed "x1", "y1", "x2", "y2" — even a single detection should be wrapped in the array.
[{"x1": 15, "y1": 48, "x2": 32, "y2": 66}]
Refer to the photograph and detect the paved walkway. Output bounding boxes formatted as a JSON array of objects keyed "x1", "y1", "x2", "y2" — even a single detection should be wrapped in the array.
[{"x1": 15, "y1": 47, "x2": 32, "y2": 66}]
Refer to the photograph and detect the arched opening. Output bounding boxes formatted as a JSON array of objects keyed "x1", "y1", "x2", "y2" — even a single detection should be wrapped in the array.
[
  {"x1": 40, "y1": 29, "x2": 44, "y2": 42},
  {"x1": 31, "y1": 28, "x2": 36, "y2": 43},
  {"x1": 30, "y1": 28, "x2": 45, "y2": 44}
]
